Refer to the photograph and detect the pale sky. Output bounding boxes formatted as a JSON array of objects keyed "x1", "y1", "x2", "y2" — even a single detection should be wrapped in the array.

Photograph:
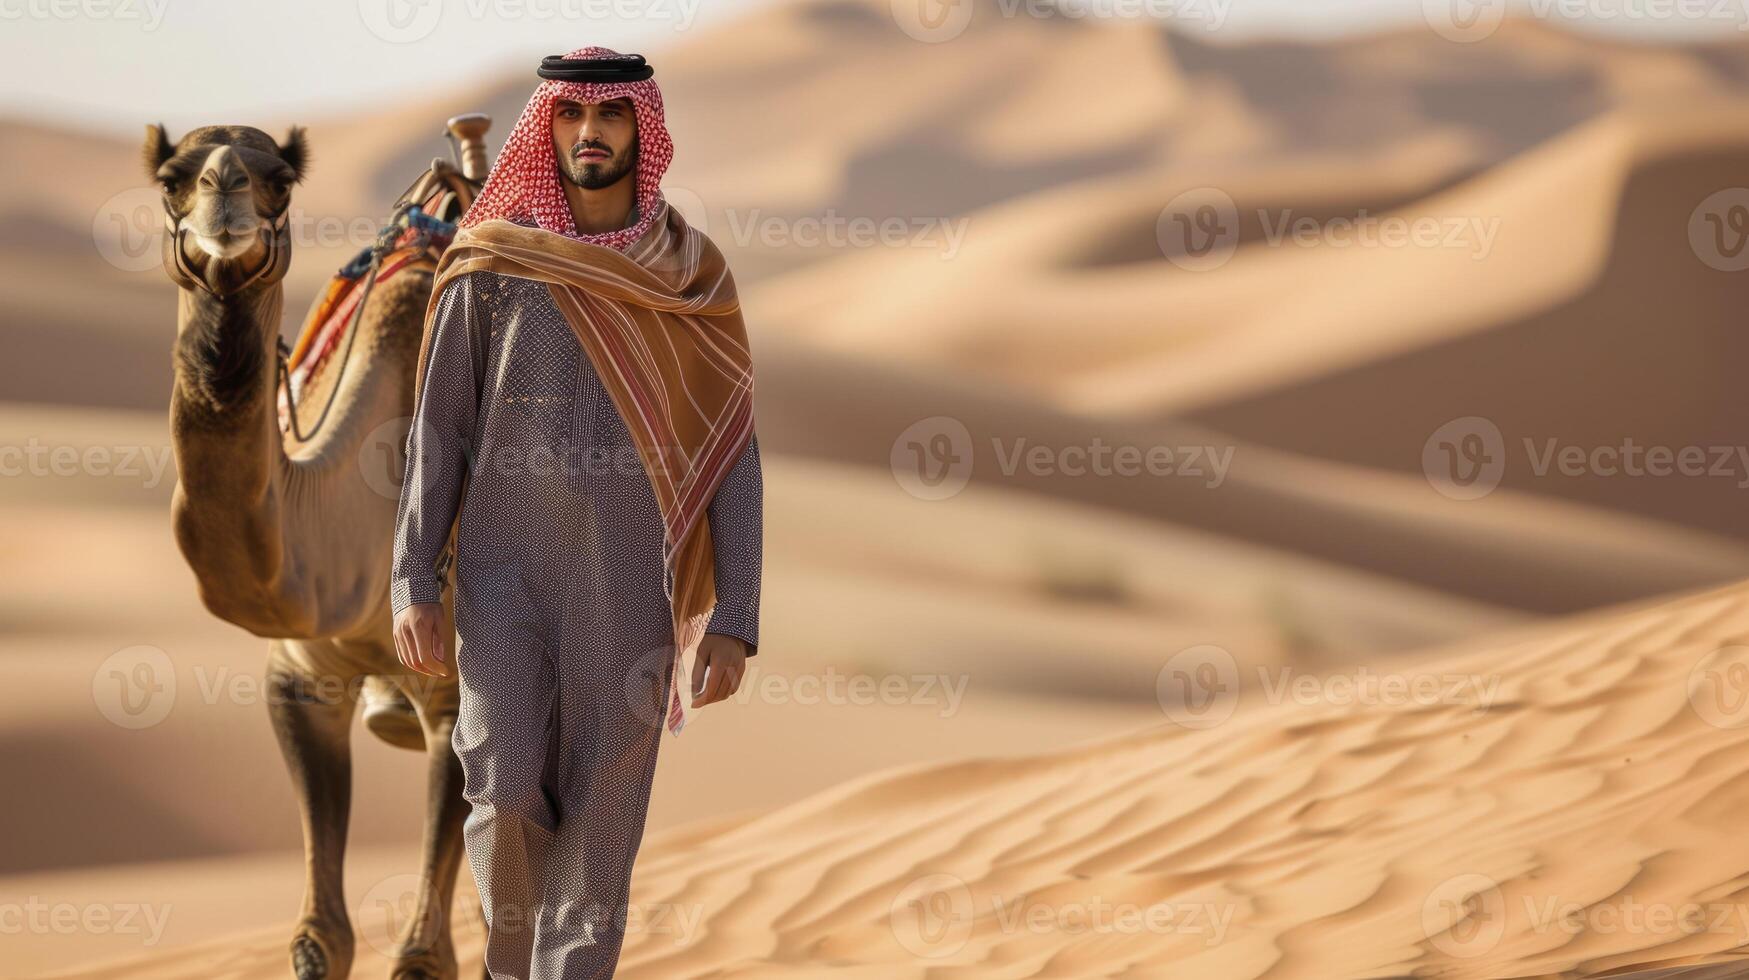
[{"x1": 2, "y1": 0, "x2": 1743, "y2": 135}]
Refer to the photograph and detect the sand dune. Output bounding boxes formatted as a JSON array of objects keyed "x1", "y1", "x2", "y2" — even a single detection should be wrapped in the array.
[
  {"x1": 37, "y1": 578, "x2": 1749, "y2": 978},
  {"x1": 587, "y1": 578, "x2": 1749, "y2": 978},
  {"x1": 744, "y1": 98, "x2": 1749, "y2": 579},
  {"x1": 1173, "y1": 105, "x2": 1749, "y2": 546},
  {"x1": 11, "y1": 4, "x2": 1749, "y2": 976},
  {"x1": 748, "y1": 98, "x2": 1749, "y2": 427},
  {"x1": 752, "y1": 339, "x2": 1749, "y2": 613}
]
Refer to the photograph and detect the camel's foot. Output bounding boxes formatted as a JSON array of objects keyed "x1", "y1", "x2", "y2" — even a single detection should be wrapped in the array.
[
  {"x1": 289, "y1": 919, "x2": 354, "y2": 980},
  {"x1": 389, "y1": 934, "x2": 459, "y2": 980},
  {"x1": 362, "y1": 674, "x2": 426, "y2": 751}
]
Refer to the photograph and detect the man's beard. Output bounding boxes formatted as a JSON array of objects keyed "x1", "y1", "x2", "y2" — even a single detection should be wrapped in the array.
[{"x1": 559, "y1": 140, "x2": 639, "y2": 190}]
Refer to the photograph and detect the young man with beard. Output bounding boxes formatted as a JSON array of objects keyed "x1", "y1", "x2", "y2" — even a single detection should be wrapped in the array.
[{"x1": 389, "y1": 46, "x2": 763, "y2": 979}]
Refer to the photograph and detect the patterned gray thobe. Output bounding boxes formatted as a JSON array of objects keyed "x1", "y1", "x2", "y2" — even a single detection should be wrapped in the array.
[{"x1": 388, "y1": 266, "x2": 763, "y2": 979}]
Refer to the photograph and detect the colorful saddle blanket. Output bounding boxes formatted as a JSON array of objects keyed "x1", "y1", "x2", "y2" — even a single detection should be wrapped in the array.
[{"x1": 276, "y1": 175, "x2": 473, "y2": 437}]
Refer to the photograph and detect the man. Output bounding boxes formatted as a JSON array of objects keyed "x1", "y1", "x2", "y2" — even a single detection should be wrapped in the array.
[{"x1": 388, "y1": 46, "x2": 762, "y2": 979}]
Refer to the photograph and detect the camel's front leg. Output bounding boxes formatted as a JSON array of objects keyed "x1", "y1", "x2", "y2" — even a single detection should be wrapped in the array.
[
  {"x1": 387, "y1": 673, "x2": 472, "y2": 980},
  {"x1": 267, "y1": 642, "x2": 360, "y2": 980}
]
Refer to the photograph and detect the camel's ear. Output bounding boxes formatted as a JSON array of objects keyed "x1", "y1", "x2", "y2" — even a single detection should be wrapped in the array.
[
  {"x1": 142, "y1": 123, "x2": 175, "y2": 179},
  {"x1": 278, "y1": 125, "x2": 310, "y2": 183}
]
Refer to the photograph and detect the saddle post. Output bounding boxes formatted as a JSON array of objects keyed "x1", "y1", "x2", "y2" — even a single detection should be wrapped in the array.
[{"x1": 446, "y1": 113, "x2": 492, "y2": 182}]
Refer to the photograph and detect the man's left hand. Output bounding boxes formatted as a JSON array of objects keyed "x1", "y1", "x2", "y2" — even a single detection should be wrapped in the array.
[{"x1": 691, "y1": 632, "x2": 749, "y2": 708}]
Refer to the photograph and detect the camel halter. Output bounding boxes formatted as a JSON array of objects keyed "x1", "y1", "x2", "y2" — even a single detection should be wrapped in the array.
[{"x1": 161, "y1": 198, "x2": 292, "y2": 297}]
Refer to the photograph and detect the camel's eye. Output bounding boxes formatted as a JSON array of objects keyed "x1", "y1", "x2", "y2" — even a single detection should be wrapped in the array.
[{"x1": 157, "y1": 174, "x2": 179, "y2": 195}]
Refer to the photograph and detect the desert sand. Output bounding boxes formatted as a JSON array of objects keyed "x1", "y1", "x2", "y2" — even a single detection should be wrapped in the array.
[
  {"x1": 26, "y1": 579, "x2": 1749, "y2": 978},
  {"x1": 8, "y1": 0, "x2": 1749, "y2": 975}
]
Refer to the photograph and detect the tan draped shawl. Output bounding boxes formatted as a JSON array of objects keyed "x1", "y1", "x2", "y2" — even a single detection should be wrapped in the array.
[{"x1": 410, "y1": 204, "x2": 755, "y2": 735}]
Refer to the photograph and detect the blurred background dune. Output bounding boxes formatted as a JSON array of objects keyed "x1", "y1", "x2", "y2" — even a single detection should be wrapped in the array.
[{"x1": 6, "y1": 0, "x2": 1749, "y2": 975}]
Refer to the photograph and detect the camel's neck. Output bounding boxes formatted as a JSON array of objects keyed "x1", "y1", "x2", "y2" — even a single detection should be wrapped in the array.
[
  {"x1": 167, "y1": 282, "x2": 302, "y2": 631},
  {"x1": 170, "y1": 283, "x2": 286, "y2": 498}
]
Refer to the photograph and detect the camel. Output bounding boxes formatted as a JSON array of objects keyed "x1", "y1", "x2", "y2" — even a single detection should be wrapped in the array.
[{"x1": 144, "y1": 121, "x2": 487, "y2": 980}]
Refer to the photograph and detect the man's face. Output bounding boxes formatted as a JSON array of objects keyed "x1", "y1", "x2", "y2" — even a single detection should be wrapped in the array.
[{"x1": 552, "y1": 96, "x2": 639, "y2": 191}]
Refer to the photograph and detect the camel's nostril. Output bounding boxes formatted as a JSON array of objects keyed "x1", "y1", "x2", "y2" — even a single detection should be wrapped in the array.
[{"x1": 199, "y1": 169, "x2": 250, "y2": 194}]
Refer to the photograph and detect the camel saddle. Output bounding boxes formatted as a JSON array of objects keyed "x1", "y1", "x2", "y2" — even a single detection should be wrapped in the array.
[{"x1": 276, "y1": 157, "x2": 483, "y2": 437}]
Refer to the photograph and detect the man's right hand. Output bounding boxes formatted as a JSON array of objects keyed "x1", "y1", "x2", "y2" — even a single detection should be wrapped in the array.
[{"x1": 393, "y1": 602, "x2": 451, "y2": 677}]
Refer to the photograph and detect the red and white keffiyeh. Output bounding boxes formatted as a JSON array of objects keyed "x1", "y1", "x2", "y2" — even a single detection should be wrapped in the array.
[{"x1": 458, "y1": 44, "x2": 674, "y2": 252}]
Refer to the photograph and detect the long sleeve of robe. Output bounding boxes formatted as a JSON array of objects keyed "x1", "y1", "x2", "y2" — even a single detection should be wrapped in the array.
[{"x1": 389, "y1": 270, "x2": 764, "y2": 655}]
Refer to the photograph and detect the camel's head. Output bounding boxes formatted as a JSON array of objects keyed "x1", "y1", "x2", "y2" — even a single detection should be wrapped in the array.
[{"x1": 143, "y1": 123, "x2": 308, "y2": 296}]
